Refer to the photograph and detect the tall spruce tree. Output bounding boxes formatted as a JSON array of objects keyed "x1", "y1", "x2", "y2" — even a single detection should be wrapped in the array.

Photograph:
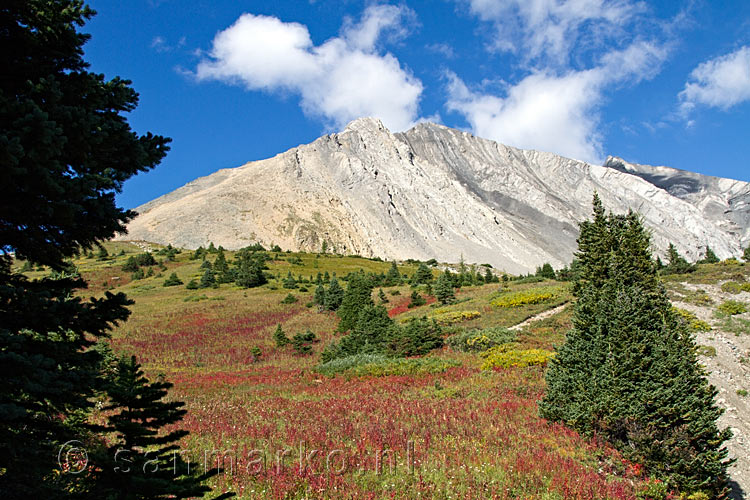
[
  {"x1": 537, "y1": 263, "x2": 556, "y2": 279},
  {"x1": 235, "y1": 254, "x2": 267, "y2": 288},
  {"x1": 384, "y1": 261, "x2": 402, "y2": 286},
  {"x1": 699, "y1": 245, "x2": 719, "y2": 264},
  {"x1": 213, "y1": 248, "x2": 233, "y2": 283},
  {"x1": 540, "y1": 196, "x2": 732, "y2": 496},
  {"x1": 92, "y1": 356, "x2": 232, "y2": 499},
  {"x1": 337, "y1": 272, "x2": 374, "y2": 331},
  {"x1": 411, "y1": 263, "x2": 433, "y2": 285},
  {"x1": 324, "y1": 277, "x2": 344, "y2": 311},
  {"x1": 0, "y1": 1, "x2": 187, "y2": 497},
  {"x1": 314, "y1": 284, "x2": 326, "y2": 307},
  {"x1": 662, "y1": 243, "x2": 696, "y2": 275},
  {"x1": 434, "y1": 272, "x2": 456, "y2": 305}
]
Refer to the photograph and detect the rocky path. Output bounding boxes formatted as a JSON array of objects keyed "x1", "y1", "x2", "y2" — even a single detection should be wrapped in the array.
[
  {"x1": 673, "y1": 283, "x2": 750, "y2": 498},
  {"x1": 509, "y1": 303, "x2": 570, "y2": 331}
]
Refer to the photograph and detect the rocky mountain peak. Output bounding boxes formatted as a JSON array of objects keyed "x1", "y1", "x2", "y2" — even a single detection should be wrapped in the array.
[{"x1": 120, "y1": 120, "x2": 748, "y2": 272}]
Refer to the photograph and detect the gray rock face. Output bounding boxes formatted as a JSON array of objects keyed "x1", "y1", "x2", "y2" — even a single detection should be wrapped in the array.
[
  {"x1": 120, "y1": 118, "x2": 747, "y2": 273},
  {"x1": 604, "y1": 156, "x2": 750, "y2": 249}
]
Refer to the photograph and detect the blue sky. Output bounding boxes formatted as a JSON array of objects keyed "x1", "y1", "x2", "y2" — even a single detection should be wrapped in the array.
[{"x1": 82, "y1": 0, "x2": 750, "y2": 209}]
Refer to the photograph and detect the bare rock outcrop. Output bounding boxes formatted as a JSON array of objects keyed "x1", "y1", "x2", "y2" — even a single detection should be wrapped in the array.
[{"x1": 120, "y1": 118, "x2": 747, "y2": 273}]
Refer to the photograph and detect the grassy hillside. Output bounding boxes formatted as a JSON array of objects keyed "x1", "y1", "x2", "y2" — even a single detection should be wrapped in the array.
[{"x1": 19, "y1": 241, "x2": 698, "y2": 499}]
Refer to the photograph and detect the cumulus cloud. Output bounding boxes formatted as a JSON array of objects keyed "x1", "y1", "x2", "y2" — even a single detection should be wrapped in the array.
[
  {"x1": 679, "y1": 46, "x2": 750, "y2": 116},
  {"x1": 465, "y1": 0, "x2": 645, "y2": 66},
  {"x1": 194, "y1": 5, "x2": 423, "y2": 131},
  {"x1": 445, "y1": 41, "x2": 667, "y2": 162}
]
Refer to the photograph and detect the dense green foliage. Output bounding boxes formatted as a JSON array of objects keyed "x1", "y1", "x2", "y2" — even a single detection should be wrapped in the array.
[
  {"x1": 323, "y1": 277, "x2": 344, "y2": 310},
  {"x1": 0, "y1": 2, "x2": 227, "y2": 496},
  {"x1": 411, "y1": 263, "x2": 433, "y2": 285},
  {"x1": 384, "y1": 261, "x2": 403, "y2": 286},
  {"x1": 698, "y1": 245, "x2": 720, "y2": 264},
  {"x1": 234, "y1": 252, "x2": 267, "y2": 288},
  {"x1": 446, "y1": 327, "x2": 517, "y2": 352},
  {"x1": 434, "y1": 271, "x2": 456, "y2": 304},
  {"x1": 273, "y1": 324, "x2": 290, "y2": 347},
  {"x1": 661, "y1": 243, "x2": 696, "y2": 275},
  {"x1": 322, "y1": 300, "x2": 443, "y2": 363},
  {"x1": 163, "y1": 272, "x2": 183, "y2": 287},
  {"x1": 92, "y1": 356, "x2": 229, "y2": 499},
  {"x1": 408, "y1": 289, "x2": 426, "y2": 307},
  {"x1": 540, "y1": 195, "x2": 732, "y2": 497},
  {"x1": 535, "y1": 263, "x2": 556, "y2": 279},
  {"x1": 337, "y1": 272, "x2": 374, "y2": 331}
]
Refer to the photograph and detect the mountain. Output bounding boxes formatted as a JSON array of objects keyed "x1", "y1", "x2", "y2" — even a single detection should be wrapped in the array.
[
  {"x1": 604, "y1": 156, "x2": 750, "y2": 249},
  {"x1": 120, "y1": 118, "x2": 747, "y2": 274}
]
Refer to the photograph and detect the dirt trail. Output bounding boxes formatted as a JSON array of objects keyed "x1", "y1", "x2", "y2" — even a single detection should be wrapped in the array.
[
  {"x1": 509, "y1": 303, "x2": 569, "y2": 331},
  {"x1": 515, "y1": 290, "x2": 750, "y2": 496},
  {"x1": 673, "y1": 283, "x2": 750, "y2": 498}
]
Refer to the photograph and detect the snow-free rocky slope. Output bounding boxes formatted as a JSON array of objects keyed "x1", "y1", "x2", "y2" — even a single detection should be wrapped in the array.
[{"x1": 122, "y1": 118, "x2": 748, "y2": 274}]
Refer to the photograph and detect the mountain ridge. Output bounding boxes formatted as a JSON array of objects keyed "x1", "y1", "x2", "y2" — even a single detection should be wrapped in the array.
[{"x1": 120, "y1": 117, "x2": 748, "y2": 273}]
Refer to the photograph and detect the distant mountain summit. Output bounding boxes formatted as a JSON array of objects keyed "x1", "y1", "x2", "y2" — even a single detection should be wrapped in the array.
[{"x1": 121, "y1": 117, "x2": 748, "y2": 273}]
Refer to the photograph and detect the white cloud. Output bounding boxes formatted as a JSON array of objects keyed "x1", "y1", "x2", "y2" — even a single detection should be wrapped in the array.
[
  {"x1": 465, "y1": 0, "x2": 645, "y2": 66},
  {"x1": 194, "y1": 5, "x2": 423, "y2": 131},
  {"x1": 151, "y1": 35, "x2": 186, "y2": 53},
  {"x1": 151, "y1": 36, "x2": 168, "y2": 52},
  {"x1": 426, "y1": 43, "x2": 456, "y2": 59},
  {"x1": 445, "y1": 41, "x2": 667, "y2": 162},
  {"x1": 679, "y1": 46, "x2": 750, "y2": 115}
]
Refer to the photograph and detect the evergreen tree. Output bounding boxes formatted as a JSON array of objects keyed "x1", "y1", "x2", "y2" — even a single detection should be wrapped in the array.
[
  {"x1": 384, "y1": 261, "x2": 402, "y2": 286},
  {"x1": 744, "y1": 246, "x2": 750, "y2": 262},
  {"x1": 199, "y1": 268, "x2": 216, "y2": 288},
  {"x1": 282, "y1": 271, "x2": 298, "y2": 289},
  {"x1": 122, "y1": 256, "x2": 140, "y2": 273},
  {"x1": 385, "y1": 317, "x2": 443, "y2": 357},
  {"x1": 207, "y1": 241, "x2": 217, "y2": 253},
  {"x1": 191, "y1": 246, "x2": 206, "y2": 261},
  {"x1": 235, "y1": 255, "x2": 267, "y2": 288},
  {"x1": 408, "y1": 290, "x2": 426, "y2": 308},
  {"x1": 662, "y1": 243, "x2": 696, "y2": 275},
  {"x1": 213, "y1": 249, "x2": 233, "y2": 283},
  {"x1": 324, "y1": 277, "x2": 344, "y2": 311},
  {"x1": 434, "y1": 272, "x2": 456, "y2": 305},
  {"x1": 334, "y1": 305, "x2": 394, "y2": 357},
  {"x1": 378, "y1": 288, "x2": 389, "y2": 304},
  {"x1": 314, "y1": 284, "x2": 327, "y2": 307},
  {"x1": 185, "y1": 279, "x2": 199, "y2": 290},
  {"x1": 92, "y1": 356, "x2": 231, "y2": 499},
  {"x1": 411, "y1": 263, "x2": 433, "y2": 285},
  {"x1": 337, "y1": 272, "x2": 374, "y2": 331},
  {"x1": 699, "y1": 245, "x2": 720, "y2": 264},
  {"x1": 540, "y1": 197, "x2": 732, "y2": 496},
  {"x1": 537, "y1": 263, "x2": 556, "y2": 279},
  {"x1": 97, "y1": 246, "x2": 109, "y2": 260},
  {"x1": 163, "y1": 272, "x2": 183, "y2": 287},
  {"x1": 483, "y1": 267, "x2": 494, "y2": 283},
  {"x1": 0, "y1": 1, "x2": 215, "y2": 496},
  {"x1": 273, "y1": 324, "x2": 289, "y2": 347},
  {"x1": 655, "y1": 255, "x2": 664, "y2": 270},
  {"x1": 291, "y1": 331, "x2": 317, "y2": 355}
]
